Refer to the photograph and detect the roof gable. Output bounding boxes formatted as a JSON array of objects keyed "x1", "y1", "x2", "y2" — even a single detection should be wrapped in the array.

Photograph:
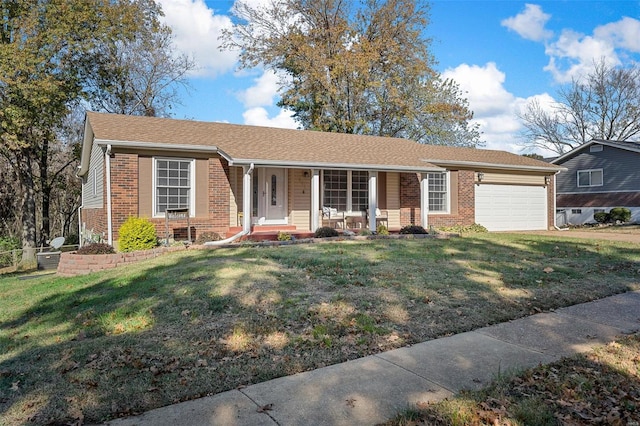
[{"x1": 552, "y1": 139, "x2": 640, "y2": 164}]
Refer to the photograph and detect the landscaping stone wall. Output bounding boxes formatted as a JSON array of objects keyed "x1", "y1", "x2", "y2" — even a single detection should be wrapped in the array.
[{"x1": 57, "y1": 246, "x2": 186, "y2": 277}]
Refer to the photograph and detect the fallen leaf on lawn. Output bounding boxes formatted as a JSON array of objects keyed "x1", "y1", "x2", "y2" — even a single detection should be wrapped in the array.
[
  {"x1": 346, "y1": 398, "x2": 356, "y2": 408},
  {"x1": 256, "y1": 403, "x2": 273, "y2": 413},
  {"x1": 11, "y1": 381, "x2": 19, "y2": 391},
  {"x1": 543, "y1": 267, "x2": 554, "y2": 273}
]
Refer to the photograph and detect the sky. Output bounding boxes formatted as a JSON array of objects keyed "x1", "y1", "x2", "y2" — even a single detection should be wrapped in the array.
[{"x1": 155, "y1": 0, "x2": 640, "y2": 155}]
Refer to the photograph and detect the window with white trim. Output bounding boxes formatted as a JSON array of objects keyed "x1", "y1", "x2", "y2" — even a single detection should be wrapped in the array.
[
  {"x1": 154, "y1": 158, "x2": 194, "y2": 216},
  {"x1": 577, "y1": 169, "x2": 603, "y2": 187},
  {"x1": 428, "y1": 172, "x2": 448, "y2": 212},
  {"x1": 322, "y1": 170, "x2": 370, "y2": 212}
]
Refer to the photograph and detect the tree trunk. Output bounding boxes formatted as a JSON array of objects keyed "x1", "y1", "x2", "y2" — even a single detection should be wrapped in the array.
[{"x1": 19, "y1": 164, "x2": 37, "y2": 264}]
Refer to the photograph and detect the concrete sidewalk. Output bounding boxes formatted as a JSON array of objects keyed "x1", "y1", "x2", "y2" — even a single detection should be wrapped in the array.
[{"x1": 104, "y1": 291, "x2": 640, "y2": 426}]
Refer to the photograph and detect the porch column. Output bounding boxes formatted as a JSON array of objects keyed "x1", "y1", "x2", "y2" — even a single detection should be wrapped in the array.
[
  {"x1": 368, "y1": 171, "x2": 378, "y2": 231},
  {"x1": 311, "y1": 169, "x2": 320, "y2": 231},
  {"x1": 243, "y1": 165, "x2": 253, "y2": 234},
  {"x1": 420, "y1": 172, "x2": 429, "y2": 228}
]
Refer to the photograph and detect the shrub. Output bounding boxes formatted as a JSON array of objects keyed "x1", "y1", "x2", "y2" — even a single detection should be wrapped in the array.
[
  {"x1": 76, "y1": 243, "x2": 115, "y2": 255},
  {"x1": 593, "y1": 212, "x2": 611, "y2": 223},
  {"x1": 195, "y1": 232, "x2": 222, "y2": 244},
  {"x1": 399, "y1": 225, "x2": 428, "y2": 234},
  {"x1": 65, "y1": 234, "x2": 80, "y2": 245},
  {"x1": 314, "y1": 227, "x2": 339, "y2": 238},
  {"x1": 358, "y1": 228, "x2": 373, "y2": 236},
  {"x1": 609, "y1": 207, "x2": 631, "y2": 223},
  {"x1": 438, "y1": 223, "x2": 488, "y2": 234},
  {"x1": 277, "y1": 231, "x2": 292, "y2": 241},
  {"x1": 118, "y1": 217, "x2": 158, "y2": 253},
  {"x1": 0, "y1": 236, "x2": 19, "y2": 252},
  {"x1": 376, "y1": 224, "x2": 389, "y2": 235}
]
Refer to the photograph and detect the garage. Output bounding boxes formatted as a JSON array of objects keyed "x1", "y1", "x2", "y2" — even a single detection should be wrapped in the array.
[{"x1": 475, "y1": 184, "x2": 548, "y2": 231}]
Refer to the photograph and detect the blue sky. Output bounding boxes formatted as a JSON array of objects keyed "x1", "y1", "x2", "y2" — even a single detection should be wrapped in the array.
[{"x1": 157, "y1": 0, "x2": 640, "y2": 155}]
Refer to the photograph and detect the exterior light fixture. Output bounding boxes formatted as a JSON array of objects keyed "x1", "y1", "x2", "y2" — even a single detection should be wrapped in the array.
[{"x1": 477, "y1": 172, "x2": 484, "y2": 182}]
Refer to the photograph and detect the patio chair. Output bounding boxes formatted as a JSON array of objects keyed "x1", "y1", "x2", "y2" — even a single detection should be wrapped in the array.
[
  {"x1": 367, "y1": 208, "x2": 388, "y2": 228},
  {"x1": 322, "y1": 206, "x2": 345, "y2": 229}
]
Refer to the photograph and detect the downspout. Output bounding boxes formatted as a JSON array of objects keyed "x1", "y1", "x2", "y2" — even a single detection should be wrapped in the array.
[
  {"x1": 105, "y1": 145, "x2": 113, "y2": 245},
  {"x1": 552, "y1": 172, "x2": 568, "y2": 230},
  {"x1": 205, "y1": 163, "x2": 254, "y2": 245},
  {"x1": 75, "y1": 166, "x2": 84, "y2": 248}
]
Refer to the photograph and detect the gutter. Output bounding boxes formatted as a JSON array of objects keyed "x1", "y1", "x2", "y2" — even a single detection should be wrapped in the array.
[
  {"x1": 422, "y1": 158, "x2": 567, "y2": 173},
  {"x1": 228, "y1": 158, "x2": 443, "y2": 173}
]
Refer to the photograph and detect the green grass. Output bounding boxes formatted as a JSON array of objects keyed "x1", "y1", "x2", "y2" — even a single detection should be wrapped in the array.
[{"x1": 1, "y1": 233, "x2": 639, "y2": 424}]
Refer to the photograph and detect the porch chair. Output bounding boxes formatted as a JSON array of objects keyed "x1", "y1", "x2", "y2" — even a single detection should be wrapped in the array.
[
  {"x1": 321, "y1": 206, "x2": 345, "y2": 229},
  {"x1": 367, "y1": 208, "x2": 389, "y2": 228}
]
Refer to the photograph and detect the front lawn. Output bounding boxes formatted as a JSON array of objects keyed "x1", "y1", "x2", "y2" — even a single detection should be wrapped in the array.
[{"x1": 1, "y1": 233, "x2": 639, "y2": 424}]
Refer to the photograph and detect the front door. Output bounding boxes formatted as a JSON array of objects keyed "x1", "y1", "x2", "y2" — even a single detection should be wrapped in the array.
[{"x1": 258, "y1": 168, "x2": 287, "y2": 224}]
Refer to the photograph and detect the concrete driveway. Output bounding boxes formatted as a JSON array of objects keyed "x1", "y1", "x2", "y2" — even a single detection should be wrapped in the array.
[{"x1": 517, "y1": 229, "x2": 640, "y2": 244}]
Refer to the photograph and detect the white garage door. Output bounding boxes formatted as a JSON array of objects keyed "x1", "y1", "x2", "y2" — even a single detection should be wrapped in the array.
[{"x1": 475, "y1": 184, "x2": 547, "y2": 231}]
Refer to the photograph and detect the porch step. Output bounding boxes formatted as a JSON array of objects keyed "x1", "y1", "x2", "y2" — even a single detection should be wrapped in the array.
[{"x1": 225, "y1": 225, "x2": 299, "y2": 239}]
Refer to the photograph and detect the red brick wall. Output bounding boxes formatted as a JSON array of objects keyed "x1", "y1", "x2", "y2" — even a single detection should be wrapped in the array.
[
  {"x1": 399, "y1": 170, "x2": 476, "y2": 228},
  {"x1": 81, "y1": 208, "x2": 107, "y2": 240},
  {"x1": 108, "y1": 155, "x2": 233, "y2": 243}
]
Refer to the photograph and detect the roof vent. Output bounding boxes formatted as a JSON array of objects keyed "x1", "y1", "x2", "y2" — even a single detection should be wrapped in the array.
[{"x1": 590, "y1": 144, "x2": 603, "y2": 152}]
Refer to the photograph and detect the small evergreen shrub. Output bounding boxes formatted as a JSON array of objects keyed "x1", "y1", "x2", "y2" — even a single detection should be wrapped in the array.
[
  {"x1": 195, "y1": 232, "x2": 222, "y2": 244},
  {"x1": 118, "y1": 217, "x2": 158, "y2": 253},
  {"x1": 609, "y1": 207, "x2": 631, "y2": 223},
  {"x1": 593, "y1": 212, "x2": 611, "y2": 223},
  {"x1": 358, "y1": 228, "x2": 373, "y2": 236},
  {"x1": 376, "y1": 224, "x2": 389, "y2": 235},
  {"x1": 314, "y1": 227, "x2": 339, "y2": 238},
  {"x1": 76, "y1": 242, "x2": 115, "y2": 255},
  {"x1": 399, "y1": 225, "x2": 428, "y2": 234},
  {"x1": 277, "y1": 231, "x2": 292, "y2": 241}
]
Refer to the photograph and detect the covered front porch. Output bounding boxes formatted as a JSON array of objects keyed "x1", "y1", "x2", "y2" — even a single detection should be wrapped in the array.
[{"x1": 227, "y1": 165, "x2": 437, "y2": 237}]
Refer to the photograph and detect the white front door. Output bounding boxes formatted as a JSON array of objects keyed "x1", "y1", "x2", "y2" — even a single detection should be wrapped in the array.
[{"x1": 258, "y1": 168, "x2": 287, "y2": 224}]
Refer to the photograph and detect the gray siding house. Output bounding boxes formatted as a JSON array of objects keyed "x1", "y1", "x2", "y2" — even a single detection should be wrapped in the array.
[{"x1": 551, "y1": 139, "x2": 640, "y2": 225}]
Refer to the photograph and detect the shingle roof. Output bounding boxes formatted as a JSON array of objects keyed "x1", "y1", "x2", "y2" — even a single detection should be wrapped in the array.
[
  {"x1": 85, "y1": 111, "x2": 561, "y2": 173},
  {"x1": 552, "y1": 139, "x2": 640, "y2": 164}
]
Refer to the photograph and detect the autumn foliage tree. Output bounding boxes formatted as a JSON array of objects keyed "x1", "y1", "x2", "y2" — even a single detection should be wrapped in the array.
[
  {"x1": 0, "y1": 0, "x2": 178, "y2": 262},
  {"x1": 222, "y1": 0, "x2": 481, "y2": 147}
]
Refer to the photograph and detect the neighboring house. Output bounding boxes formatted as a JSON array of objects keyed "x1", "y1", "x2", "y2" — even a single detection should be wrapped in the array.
[
  {"x1": 78, "y1": 112, "x2": 563, "y2": 246},
  {"x1": 552, "y1": 139, "x2": 640, "y2": 226}
]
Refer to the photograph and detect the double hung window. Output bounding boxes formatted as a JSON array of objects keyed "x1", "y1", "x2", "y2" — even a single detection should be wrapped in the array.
[
  {"x1": 154, "y1": 158, "x2": 193, "y2": 216},
  {"x1": 577, "y1": 169, "x2": 603, "y2": 187},
  {"x1": 428, "y1": 172, "x2": 448, "y2": 213}
]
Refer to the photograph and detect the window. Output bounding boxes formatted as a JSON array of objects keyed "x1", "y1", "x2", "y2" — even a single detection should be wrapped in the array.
[
  {"x1": 351, "y1": 171, "x2": 369, "y2": 212},
  {"x1": 322, "y1": 170, "x2": 369, "y2": 212},
  {"x1": 323, "y1": 170, "x2": 348, "y2": 211},
  {"x1": 428, "y1": 172, "x2": 448, "y2": 212},
  {"x1": 590, "y1": 144, "x2": 603, "y2": 153},
  {"x1": 577, "y1": 169, "x2": 603, "y2": 187},
  {"x1": 154, "y1": 158, "x2": 193, "y2": 216},
  {"x1": 571, "y1": 209, "x2": 582, "y2": 214}
]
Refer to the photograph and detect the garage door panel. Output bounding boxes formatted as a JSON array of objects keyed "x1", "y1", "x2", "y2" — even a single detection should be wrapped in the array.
[{"x1": 475, "y1": 184, "x2": 547, "y2": 231}]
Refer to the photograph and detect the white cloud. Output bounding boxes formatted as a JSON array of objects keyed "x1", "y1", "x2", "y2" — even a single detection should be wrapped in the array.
[
  {"x1": 242, "y1": 107, "x2": 298, "y2": 128},
  {"x1": 544, "y1": 29, "x2": 619, "y2": 83},
  {"x1": 237, "y1": 70, "x2": 280, "y2": 108},
  {"x1": 501, "y1": 4, "x2": 552, "y2": 41},
  {"x1": 157, "y1": 0, "x2": 237, "y2": 77},
  {"x1": 442, "y1": 62, "x2": 559, "y2": 155},
  {"x1": 594, "y1": 16, "x2": 640, "y2": 52}
]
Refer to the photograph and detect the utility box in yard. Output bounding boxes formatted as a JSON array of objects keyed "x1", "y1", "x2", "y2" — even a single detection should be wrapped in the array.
[{"x1": 36, "y1": 251, "x2": 61, "y2": 270}]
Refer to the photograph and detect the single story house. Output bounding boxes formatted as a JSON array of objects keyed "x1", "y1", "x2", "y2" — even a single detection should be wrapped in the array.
[
  {"x1": 78, "y1": 112, "x2": 563, "y2": 245},
  {"x1": 551, "y1": 139, "x2": 640, "y2": 226}
]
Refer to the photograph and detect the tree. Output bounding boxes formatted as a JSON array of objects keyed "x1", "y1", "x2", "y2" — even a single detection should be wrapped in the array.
[
  {"x1": 222, "y1": 0, "x2": 481, "y2": 147},
  {"x1": 85, "y1": 15, "x2": 195, "y2": 117},
  {"x1": 0, "y1": 0, "x2": 160, "y2": 262},
  {"x1": 519, "y1": 60, "x2": 640, "y2": 155}
]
